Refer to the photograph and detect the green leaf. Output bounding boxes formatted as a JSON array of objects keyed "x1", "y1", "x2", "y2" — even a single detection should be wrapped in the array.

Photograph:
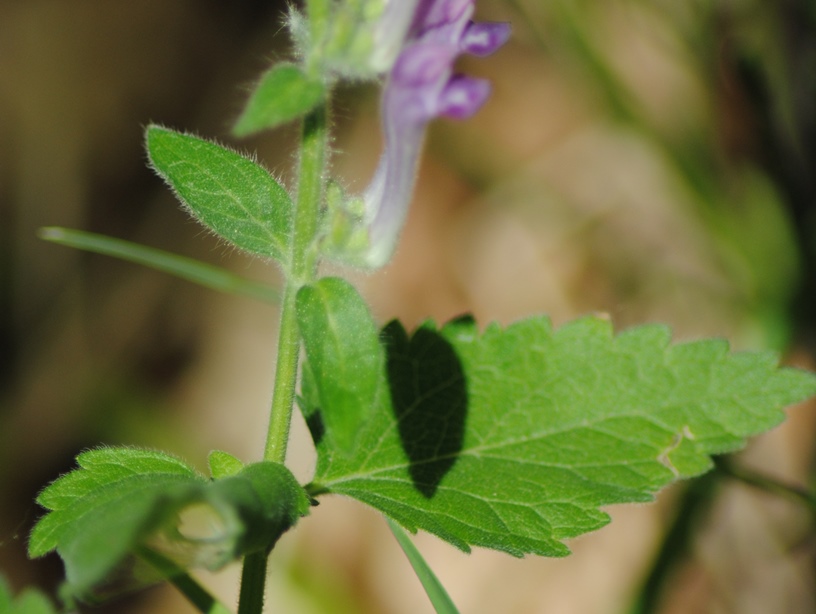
[
  {"x1": 29, "y1": 448, "x2": 202, "y2": 558},
  {"x1": 304, "y1": 315, "x2": 816, "y2": 557},
  {"x1": 208, "y1": 450, "x2": 244, "y2": 479},
  {"x1": 0, "y1": 576, "x2": 58, "y2": 614},
  {"x1": 297, "y1": 278, "x2": 384, "y2": 454},
  {"x1": 233, "y1": 63, "x2": 325, "y2": 137},
  {"x1": 29, "y1": 448, "x2": 310, "y2": 599},
  {"x1": 202, "y1": 461, "x2": 312, "y2": 557},
  {"x1": 39, "y1": 227, "x2": 279, "y2": 304},
  {"x1": 386, "y1": 518, "x2": 459, "y2": 614},
  {"x1": 145, "y1": 126, "x2": 293, "y2": 264},
  {"x1": 29, "y1": 448, "x2": 206, "y2": 596}
]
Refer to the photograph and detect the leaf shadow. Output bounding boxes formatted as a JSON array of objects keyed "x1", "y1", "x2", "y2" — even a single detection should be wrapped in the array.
[{"x1": 382, "y1": 320, "x2": 468, "y2": 498}]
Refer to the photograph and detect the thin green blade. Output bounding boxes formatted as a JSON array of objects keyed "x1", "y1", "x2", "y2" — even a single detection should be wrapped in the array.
[{"x1": 39, "y1": 227, "x2": 279, "y2": 303}]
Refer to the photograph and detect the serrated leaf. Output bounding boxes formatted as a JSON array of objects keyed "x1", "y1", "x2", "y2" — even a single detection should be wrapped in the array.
[
  {"x1": 233, "y1": 63, "x2": 325, "y2": 137},
  {"x1": 145, "y1": 125, "x2": 293, "y2": 263},
  {"x1": 30, "y1": 448, "x2": 201, "y2": 558},
  {"x1": 303, "y1": 315, "x2": 816, "y2": 557},
  {"x1": 297, "y1": 277, "x2": 383, "y2": 454},
  {"x1": 29, "y1": 448, "x2": 310, "y2": 599}
]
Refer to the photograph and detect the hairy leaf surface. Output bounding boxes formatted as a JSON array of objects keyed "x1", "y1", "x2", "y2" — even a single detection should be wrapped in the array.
[
  {"x1": 233, "y1": 63, "x2": 325, "y2": 136},
  {"x1": 146, "y1": 126, "x2": 293, "y2": 264},
  {"x1": 298, "y1": 277, "x2": 383, "y2": 454},
  {"x1": 303, "y1": 315, "x2": 816, "y2": 556}
]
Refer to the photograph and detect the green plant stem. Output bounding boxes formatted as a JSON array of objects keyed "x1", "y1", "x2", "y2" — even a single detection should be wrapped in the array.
[
  {"x1": 262, "y1": 284, "x2": 304, "y2": 465},
  {"x1": 237, "y1": 552, "x2": 268, "y2": 614},
  {"x1": 715, "y1": 457, "x2": 816, "y2": 510},
  {"x1": 263, "y1": 104, "x2": 327, "y2": 464},
  {"x1": 629, "y1": 472, "x2": 719, "y2": 614},
  {"x1": 632, "y1": 459, "x2": 816, "y2": 614},
  {"x1": 238, "y1": 105, "x2": 327, "y2": 614}
]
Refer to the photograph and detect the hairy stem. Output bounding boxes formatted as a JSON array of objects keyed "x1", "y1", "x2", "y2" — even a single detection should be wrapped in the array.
[
  {"x1": 264, "y1": 104, "x2": 327, "y2": 464},
  {"x1": 237, "y1": 105, "x2": 327, "y2": 614},
  {"x1": 238, "y1": 552, "x2": 269, "y2": 614}
]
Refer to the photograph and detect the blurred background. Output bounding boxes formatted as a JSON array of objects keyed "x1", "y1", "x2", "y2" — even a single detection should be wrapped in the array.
[{"x1": 2, "y1": 0, "x2": 816, "y2": 612}]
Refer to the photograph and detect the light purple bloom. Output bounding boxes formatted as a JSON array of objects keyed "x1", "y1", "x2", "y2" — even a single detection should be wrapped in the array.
[{"x1": 355, "y1": 0, "x2": 510, "y2": 268}]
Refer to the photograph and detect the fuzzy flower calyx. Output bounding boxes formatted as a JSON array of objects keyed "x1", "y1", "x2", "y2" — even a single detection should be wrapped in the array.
[
  {"x1": 292, "y1": 0, "x2": 419, "y2": 80},
  {"x1": 324, "y1": 0, "x2": 510, "y2": 268}
]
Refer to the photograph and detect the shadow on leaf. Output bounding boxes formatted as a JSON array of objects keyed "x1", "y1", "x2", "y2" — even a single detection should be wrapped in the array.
[{"x1": 382, "y1": 320, "x2": 467, "y2": 498}]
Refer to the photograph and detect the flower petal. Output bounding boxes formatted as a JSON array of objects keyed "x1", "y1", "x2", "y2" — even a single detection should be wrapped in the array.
[
  {"x1": 438, "y1": 76, "x2": 492, "y2": 119},
  {"x1": 461, "y1": 21, "x2": 512, "y2": 56},
  {"x1": 324, "y1": 0, "x2": 510, "y2": 269},
  {"x1": 416, "y1": 0, "x2": 472, "y2": 30}
]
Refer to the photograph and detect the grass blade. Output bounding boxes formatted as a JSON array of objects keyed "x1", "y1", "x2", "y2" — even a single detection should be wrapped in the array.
[
  {"x1": 39, "y1": 227, "x2": 279, "y2": 304},
  {"x1": 386, "y1": 517, "x2": 459, "y2": 614}
]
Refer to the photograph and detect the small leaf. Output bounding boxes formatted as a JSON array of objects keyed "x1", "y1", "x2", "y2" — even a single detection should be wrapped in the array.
[
  {"x1": 304, "y1": 315, "x2": 816, "y2": 557},
  {"x1": 233, "y1": 63, "x2": 325, "y2": 137},
  {"x1": 208, "y1": 450, "x2": 244, "y2": 479},
  {"x1": 214, "y1": 462, "x2": 313, "y2": 555},
  {"x1": 297, "y1": 277, "x2": 384, "y2": 454},
  {"x1": 29, "y1": 448, "x2": 310, "y2": 600},
  {"x1": 146, "y1": 125, "x2": 293, "y2": 264}
]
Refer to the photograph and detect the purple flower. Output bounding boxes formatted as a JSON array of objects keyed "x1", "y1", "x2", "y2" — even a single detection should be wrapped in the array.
[{"x1": 350, "y1": 0, "x2": 510, "y2": 268}]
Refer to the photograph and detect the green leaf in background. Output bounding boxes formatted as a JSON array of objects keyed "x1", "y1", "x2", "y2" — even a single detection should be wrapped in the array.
[
  {"x1": 233, "y1": 63, "x2": 325, "y2": 137},
  {"x1": 303, "y1": 315, "x2": 816, "y2": 557},
  {"x1": 297, "y1": 277, "x2": 383, "y2": 454},
  {"x1": 29, "y1": 448, "x2": 310, "y2": 600},
  {"x1": 0, "y1": 575, "x2": 57, "y2": 614},
  {"x1": 146, "y1": 126, "x2": 293, "y2": 264}
]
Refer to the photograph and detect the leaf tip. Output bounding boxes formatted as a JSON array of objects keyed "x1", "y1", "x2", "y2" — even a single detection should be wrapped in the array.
[
  {"x1": 208, "y1": 450, "x2": 244, "y2": 479},
  {"x1": 37, "y1": 226, "x2": 64, "y2": 242},
  {"x1": 231, "y1": 63, "x2": 325, "y2": 137}
]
